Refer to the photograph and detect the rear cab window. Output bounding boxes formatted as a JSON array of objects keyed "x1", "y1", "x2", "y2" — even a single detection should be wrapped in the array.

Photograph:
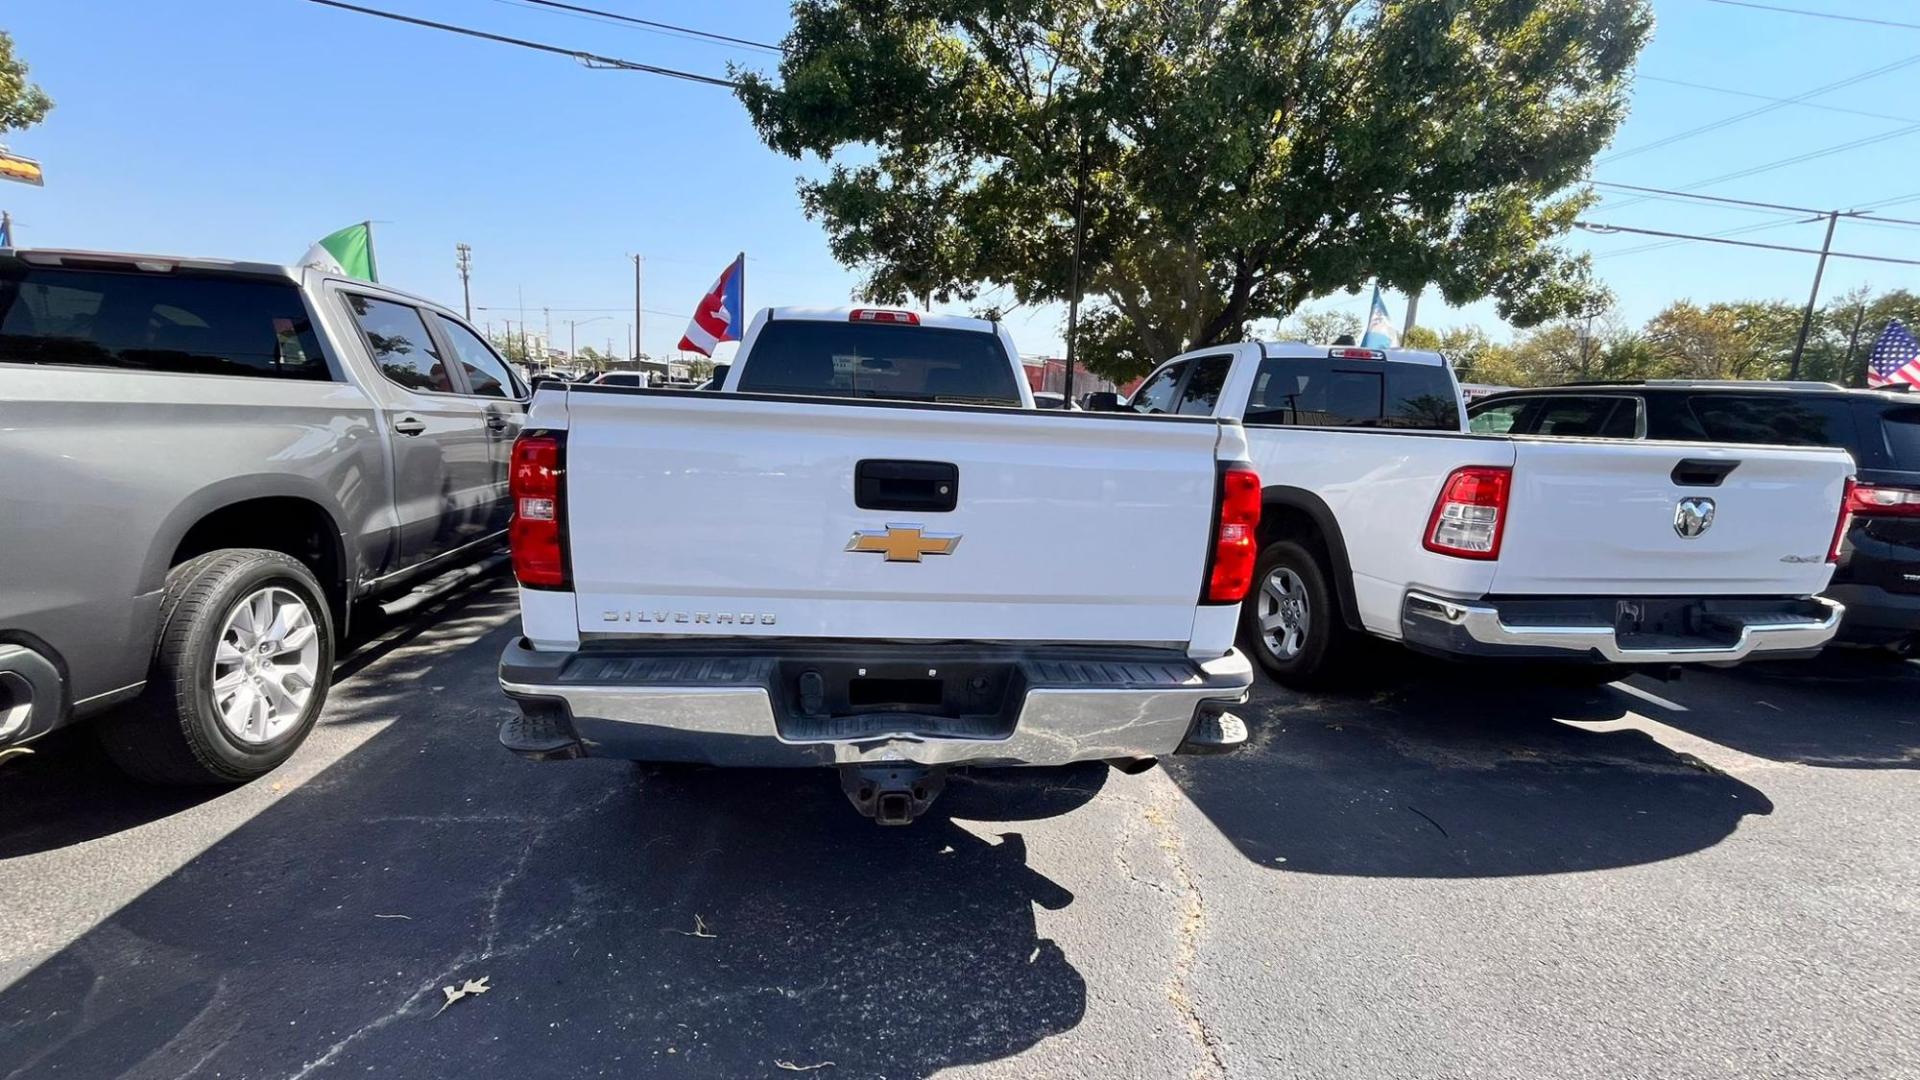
[
  {"x1": 1246, "y1": 358, "x2": 1460, "y2": 430},
  {"x1": 0, "y1": 265, "x2": 330, "y2": 380},
  {"x1": 735, "y1": 319, "x2": 1022, "y2": 405},
  {"x1": 1527, "y1": 396, "x2": 1639, "y2": 438},
  {"x1": 1682, "y1": 395, "x2": 1859, "y2": 451}
]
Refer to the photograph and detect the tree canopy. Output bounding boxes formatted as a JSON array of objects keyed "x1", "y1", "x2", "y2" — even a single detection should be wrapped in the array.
[
  {"x1": 738, "y1": 0, "x2": 1651, "y2": 379},
  {"x1": 0, "y1": 31, "x2": 52, "y2": 137},
  {"x1": 1416, "y1": 287, "x2": 1920, "y2": 389}
]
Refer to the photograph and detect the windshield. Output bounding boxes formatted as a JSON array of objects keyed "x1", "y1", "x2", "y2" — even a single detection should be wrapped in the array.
[{"x1": 734, "y1": 320, "x2": 1022, "y2": 405}]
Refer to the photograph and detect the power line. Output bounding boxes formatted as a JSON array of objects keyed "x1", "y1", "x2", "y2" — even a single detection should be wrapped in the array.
[
  {"x1": 494, "y1": 0, "x2": 783, "y2": 53},
  {"x1": 1589, "y1": 180, "x2": 1825, "y2": 216},
  {"x1": 1587, "y1": 180, "x2": 1920, "y2": 227},
  {"x1": 1576, "y1": 220, "x2": 1920, "y2": 266},
  {"x1": 1637, "y1": 74, "x2": 1919, "y2": 126},
  {"x1": 1602, "y1": 54, "x2": 1920, "y2": 164},
  {"x1": 1606, "y1": 121, "x2": 1920, "y2": 213},
  {"x1": 1705, "y1": 0, "x2": 1920, "y2": 32},
  {"x1": 1594, "y1": 216, "x2": 1812, "y2": 260},
  {"x1": 301, "y1": 0, "x2": 740, "y2": 87}
]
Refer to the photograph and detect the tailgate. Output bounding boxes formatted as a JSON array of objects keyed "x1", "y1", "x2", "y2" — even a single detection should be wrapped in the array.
[
  {"x1": 1492, "y1": 438, "x2": 1852, "y2": 596},
  {"x1": 562, "y1": 390, "x2": 1225, "y2": 645}
]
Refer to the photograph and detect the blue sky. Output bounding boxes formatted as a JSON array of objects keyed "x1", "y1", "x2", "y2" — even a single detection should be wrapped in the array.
[{"x1": 3, "y1": 0, "x2": 1917, "y2": 358}]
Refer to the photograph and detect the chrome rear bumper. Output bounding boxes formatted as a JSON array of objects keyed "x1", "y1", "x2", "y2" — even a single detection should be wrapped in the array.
[
  {"x1": 498, "y1": 638, "x2": 1252, "y2": 767},
  {"x1": 1402, "y1": 592, "x2": 1844, "y2": 665}
]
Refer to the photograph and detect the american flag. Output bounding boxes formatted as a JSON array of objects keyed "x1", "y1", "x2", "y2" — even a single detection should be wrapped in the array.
[{"x1": 1868, "y1": 318, "x2": 1920, "y2": 389}]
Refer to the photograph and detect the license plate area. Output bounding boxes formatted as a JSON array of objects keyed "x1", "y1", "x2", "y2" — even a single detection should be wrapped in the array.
[{"x1": 770, "y1": 657, "x2": 1022, "y2": 742}]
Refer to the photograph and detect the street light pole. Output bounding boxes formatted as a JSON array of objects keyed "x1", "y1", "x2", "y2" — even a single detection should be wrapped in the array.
[
  {"x1": 1062, "y1": 127, "x2": 1088, "y2": 408},
  {"x1": 632, "y1": 255, "x2": 645, "y2": 364},
  {"x1": 1790, "y1": 210, "x2": 1840, "y2": 380}
]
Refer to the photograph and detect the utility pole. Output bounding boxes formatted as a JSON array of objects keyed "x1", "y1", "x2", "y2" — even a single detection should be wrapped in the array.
[
  {"x1": 454, "y1": 243, "x2": 472, "y2": 320},
  {"x1": 569, "y1": 320, "x2": 576, "y2": 363},
  {"x1": 1790, "y1": 210, "x2": 1840, "y2": 380},
  {"x1": 1402, "y1": 289, "x2": 1420, "y2": 338},
  {"x1": 632, "y1": 255, "x2": 645, "y2": 364},
  {"x1": 1062, "y1": 127, "x2": 1089, "y2": 409},
  {"x1": 543, "y1": 307, "x2": 552, "y2": 360},
  {"x1": 1579, "y1": 312, "x2": 1596, "y2": 379},
  {"x1": 1841, "y1": 299, "x2": 1870, "y2": 386}
]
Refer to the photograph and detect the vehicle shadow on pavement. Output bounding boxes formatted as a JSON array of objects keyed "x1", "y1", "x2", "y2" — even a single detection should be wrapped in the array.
[
  {"x1": 0, "y1": 616, "x2": 1092, "y2": 1079},
  {"x1": 0, "y1": 570, "x2": 510, "y2": 860},
  {"x1": 1638, "y1": 652, "x2": 1920, "y2": 771},
  {"x1": 1167, "y1": 654, "x2": 1774, "y2": 877}
]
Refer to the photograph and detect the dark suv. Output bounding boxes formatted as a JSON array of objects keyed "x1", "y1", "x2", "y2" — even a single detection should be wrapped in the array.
[{"x1": 1468, "y1": 381, "x2": 1920, "y2": 653}]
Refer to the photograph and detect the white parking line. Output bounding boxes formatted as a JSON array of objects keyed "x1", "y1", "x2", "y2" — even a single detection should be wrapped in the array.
[{"x1": 1610, "y1": 681, "x2": 1688, "y2": 713}]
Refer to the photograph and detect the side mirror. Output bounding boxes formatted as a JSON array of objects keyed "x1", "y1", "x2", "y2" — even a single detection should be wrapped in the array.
[{"x1": 1083, "y1": 391, "x2": 1122, "y2": 413}]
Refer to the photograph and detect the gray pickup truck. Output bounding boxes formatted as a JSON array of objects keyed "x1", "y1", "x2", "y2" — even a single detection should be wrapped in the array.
[{"x1": 0, "y1": 247, "x2": 526, "y2": 782}]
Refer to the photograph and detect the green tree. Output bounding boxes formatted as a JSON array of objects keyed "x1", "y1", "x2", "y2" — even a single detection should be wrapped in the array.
[
  {"x1": 0, "y1": 31, "x2": 52, "y2": 136},
  {"x1": 1280, "y1": 309, "x2": 1363, "y2": 345},
  {"x1": 738, "y1": 0, "x2": 1650, "y2": 381}
]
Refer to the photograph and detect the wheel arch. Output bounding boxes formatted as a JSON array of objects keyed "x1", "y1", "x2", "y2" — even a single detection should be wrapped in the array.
[
  {"x1": 1258, "y1": 486, "x2": 1364, "y2": 632},
  {"x1": 143, "y1": 477, "x2": 356, "y2": 636}
]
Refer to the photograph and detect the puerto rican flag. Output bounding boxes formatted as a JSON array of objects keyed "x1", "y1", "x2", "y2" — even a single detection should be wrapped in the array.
[{"x1": 677, "y1": 253, "x2": 745, "y2": 357}]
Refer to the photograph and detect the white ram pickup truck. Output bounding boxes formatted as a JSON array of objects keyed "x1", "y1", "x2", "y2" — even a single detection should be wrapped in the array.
[
  {"x1": 1120, "y1": 342, "x2": 1852, "y2": 686},
  {"x1": 497, "y1": 308, "x2": 1257, "y2": 823}
]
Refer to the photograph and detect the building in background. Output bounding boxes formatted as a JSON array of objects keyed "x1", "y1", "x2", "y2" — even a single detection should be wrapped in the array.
[{"x1": 1020, "y1": 356, "x2": 1138, "y2": 401}]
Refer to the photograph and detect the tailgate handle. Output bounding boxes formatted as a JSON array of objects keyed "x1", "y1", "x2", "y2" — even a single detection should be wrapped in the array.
[
  {"x1": 856, "y1": 459, "x2": 958, "y2": 512},
  {"x1": 1672, "y1": 458, "x2": 1739, "y2": 487}
]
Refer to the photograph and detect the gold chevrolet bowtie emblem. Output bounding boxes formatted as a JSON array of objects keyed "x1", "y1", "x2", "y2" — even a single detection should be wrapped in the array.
[{"x1": 845, "y1": 524, "x2": 962, "y2": 562}]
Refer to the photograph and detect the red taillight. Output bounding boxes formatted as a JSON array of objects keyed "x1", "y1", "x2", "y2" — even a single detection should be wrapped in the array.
[
  {"x1": 1207, "y1": 464, "x2": 1262, "y2": 603},
  {"x1": 510, "y1": 432, "x2": 568, "y2": 589},
  {"x1": 1830, "y1": 479, "x2": 1920, "y2": 563},
  {"x1": 1424, "y1": 466, "x2": 1511, "y2": 560},
  {"x1": 850, "y1": 309, "x2": 919, "y2": 325},
  {"x1": 1847, "y1": 480, "x2": 1920, "y2": 518}
]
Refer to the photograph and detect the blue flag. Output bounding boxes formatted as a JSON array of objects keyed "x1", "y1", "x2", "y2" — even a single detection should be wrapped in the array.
[{"x1": 1361, "y1": 284, "x2": 1397, "y2": 349}]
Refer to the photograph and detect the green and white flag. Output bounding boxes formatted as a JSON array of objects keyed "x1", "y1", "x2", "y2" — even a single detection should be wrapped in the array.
[{"x1": 299, "y1": 221, "x2": 378, "y2": 281}]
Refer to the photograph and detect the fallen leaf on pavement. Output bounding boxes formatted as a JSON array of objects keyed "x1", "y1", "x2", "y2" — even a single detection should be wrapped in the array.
[
  {"x1": 774, "y1": 1060, "x2": 834, "y2": 1072},
  {"x1": 433, "y1": 976, "x2": 491, "y2": 1017},
  {"x1": 667, "y1": 914, "x2": 716, "y2": 939}
]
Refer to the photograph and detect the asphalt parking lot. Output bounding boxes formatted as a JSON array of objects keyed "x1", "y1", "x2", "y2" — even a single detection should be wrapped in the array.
[{"x1": 2, "y1": 575, "x2": 1916, "y2": 1080}]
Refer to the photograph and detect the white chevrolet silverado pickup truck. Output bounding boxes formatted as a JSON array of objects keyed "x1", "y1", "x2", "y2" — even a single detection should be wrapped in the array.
[
  {"x1": 1119, "y1": 342, "x2": 1853, "y2": 686},
  {"x1": 497, "y1": 307, "x2": 1258, "y2": 823}
]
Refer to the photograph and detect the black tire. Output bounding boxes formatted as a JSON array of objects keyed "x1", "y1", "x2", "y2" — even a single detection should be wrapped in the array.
[
  {"x1": 1239, "y1": 539, "x2": 1351, "y2": 688},
  {"x1": 98, "y1": 549, "x2": 335, "y2": 785}
]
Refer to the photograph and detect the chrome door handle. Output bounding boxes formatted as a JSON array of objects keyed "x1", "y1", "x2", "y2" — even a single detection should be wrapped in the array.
[
  {"x1": 485, "y1": 412, "x2": 508, "y2": 431},
  {"x1": 392, "y1": 414, "x2": 427, "y2": 437}
]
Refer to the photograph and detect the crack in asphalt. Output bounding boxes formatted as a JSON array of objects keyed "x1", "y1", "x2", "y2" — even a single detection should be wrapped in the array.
[{"x1": 1143, "y1": 778, "x2": 1227, "y2": 1080}]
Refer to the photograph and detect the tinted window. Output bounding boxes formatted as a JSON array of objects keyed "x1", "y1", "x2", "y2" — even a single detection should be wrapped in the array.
[
  {"x1": 436, "y1": 315, "x2": 519, "y2": 398},
  {"x1": 1882, "y1": 406, "x2": 1920, "y2": 469},
  {"x1": 1129, "y1": 362, "x2": 1186, "y2": 414},
  {"x1": 1247, "y1": 358, "x2": 1458, "y2": 430},
  {"x1": 1176, "y1": 356, "x2": 1231, "y2": 416},
  {"x1": 346, "y1": 295, "x2": 452, "y2": 393},
  {"x1": 1530, "y1": 396, "x2": 1638, "y2": 438},
  {"x1": 735, "y1": 320, "x2": 1022, "y2": 405},
  {"x1": 1469, "y1": 400, "x2": 1528, "y2": 434},
  {"x1": 1686, "y1": 395, "x2": 1856, "y2": 450},
  {"x1": 596, "y1": 372, "x2": 643, "y2": 386},
  {"x1": 0, "y1": 266, "x2": 329, "y2": 379}
]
